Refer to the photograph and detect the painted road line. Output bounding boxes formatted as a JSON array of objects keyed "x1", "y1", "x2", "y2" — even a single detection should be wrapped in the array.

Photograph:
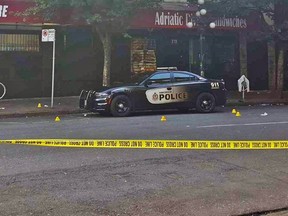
[{"x1": 197, "y1": 121, "x2": 288, "y2": 128}]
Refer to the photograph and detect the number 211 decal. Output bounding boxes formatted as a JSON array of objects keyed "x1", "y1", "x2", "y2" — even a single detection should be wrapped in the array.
[{"x1": 211, "y1": 82, "x2": 220, "y2": 89}]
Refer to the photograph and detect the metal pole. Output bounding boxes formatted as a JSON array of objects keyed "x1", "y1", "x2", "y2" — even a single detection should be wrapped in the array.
[
  {"x1": 242, "y1": 86, "x2": 245, "y2": 102},
  {"x1": 199, "y1": 31, "x2": 204, "y2": 77},
  {"x1": 51, "y1": 33, "x2": 56, "y2": 108}
]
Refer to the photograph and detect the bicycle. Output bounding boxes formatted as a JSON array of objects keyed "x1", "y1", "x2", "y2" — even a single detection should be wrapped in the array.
[{"x1": 0, "y1": 82, "x2": 6, "y2": 99}]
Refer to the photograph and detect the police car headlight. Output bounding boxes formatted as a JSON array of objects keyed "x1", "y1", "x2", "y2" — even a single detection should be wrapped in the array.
[{"x1": 95, "y1": 92, "x2": 109, "y2": 98}]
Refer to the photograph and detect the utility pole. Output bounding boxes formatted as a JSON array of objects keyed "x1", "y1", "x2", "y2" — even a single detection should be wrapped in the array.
[{"x1": 186, "y1": 0, "x2": 216, "y2": 77}]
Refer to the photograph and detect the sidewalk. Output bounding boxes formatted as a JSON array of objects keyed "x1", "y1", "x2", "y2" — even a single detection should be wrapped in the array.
[
  {"x1": 226, "y1": 90, "x2": 288, "y2": 106},
  {"x1": 0, "y1": 92, "x2": 287, "y2": 118},
  {"x1": 0, "y1": 96, "x2": 83, "y2": 118}
]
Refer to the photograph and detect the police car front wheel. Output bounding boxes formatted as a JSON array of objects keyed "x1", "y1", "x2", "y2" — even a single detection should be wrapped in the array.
[
  {"x1": 196, "y1": 93, "x2": 215, "y2": 113},
  {"x1": 110, "y1": 95, "x2": 132, "y2": 117}
]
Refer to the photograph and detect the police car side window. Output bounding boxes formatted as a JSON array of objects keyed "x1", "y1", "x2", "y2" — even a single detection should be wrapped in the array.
[
  {"x1": 173, "y1": 73, "x2": 197, "y2": 83},
  {"x1": 148, "y1": 73, "x2": 171, "y2": 85}
]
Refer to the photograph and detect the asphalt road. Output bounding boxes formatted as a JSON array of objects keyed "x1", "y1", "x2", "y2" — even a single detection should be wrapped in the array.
[
  {"x1": 0, "y1": 105, "x2": 288, "y2": 140},
  {"x1": 0, "y1": 105, "x2": 288, "y2": 216}
]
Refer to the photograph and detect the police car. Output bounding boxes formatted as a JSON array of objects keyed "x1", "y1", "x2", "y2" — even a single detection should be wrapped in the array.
[{"x1": 79, "y1": 70, "x2": 227, "y2": 117}]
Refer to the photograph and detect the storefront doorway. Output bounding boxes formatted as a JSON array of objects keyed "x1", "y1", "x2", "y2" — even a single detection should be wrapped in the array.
[{"x1": 247, "y1": 41, "x2": 269, "y2": 90}]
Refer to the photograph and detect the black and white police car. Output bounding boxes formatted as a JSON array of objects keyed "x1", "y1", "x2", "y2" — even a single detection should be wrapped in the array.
[{"x1": 79, "y1": 69, "x2": 227, "y2": 117}]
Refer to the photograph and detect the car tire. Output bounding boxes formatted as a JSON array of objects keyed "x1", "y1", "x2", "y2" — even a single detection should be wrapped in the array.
[
  {"x1": 196, "y1": 93, "x2": 215, "y2": 113},
  {"x1": 110, "y1": 95, "x2": 132, "y2": 117}
]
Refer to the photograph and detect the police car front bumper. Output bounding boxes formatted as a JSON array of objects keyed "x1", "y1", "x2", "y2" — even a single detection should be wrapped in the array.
[{"x1": 79, "y1": 90, "x2": 110, "y2": 112}]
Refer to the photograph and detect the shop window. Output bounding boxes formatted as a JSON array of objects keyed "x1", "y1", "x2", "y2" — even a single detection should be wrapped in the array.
[
  {"x1": 131, "y1": 38, "x2": 157, "y2": 74},
  {"x1": 0, "y1": 34, "x2": 39, "y2": 52}
]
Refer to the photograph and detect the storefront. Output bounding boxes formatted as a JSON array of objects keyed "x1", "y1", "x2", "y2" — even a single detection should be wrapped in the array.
[
  {"x1": 129, "y1": 8, "x2": 271, "y2": 91},
  {"x1": 0, "y1": 1, "x2": 44, "y2": 98},
  {"x1": 0, "y1": 0, "x2": 101, "y2": 98},
  {"x1": 0, "y1": 1, "x2": 282, "y2": 98},
  {"x1": 275, "y1": 1, "x2": 288, "y2": 92}
]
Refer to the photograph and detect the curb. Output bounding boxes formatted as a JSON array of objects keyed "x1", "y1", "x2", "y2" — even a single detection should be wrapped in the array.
[
  {"x1": 226, "y1": 101, "x2": 288, "y2": 107},
  {"x1": 0, "y1": 109, "x2": 85, "y2": 119}
]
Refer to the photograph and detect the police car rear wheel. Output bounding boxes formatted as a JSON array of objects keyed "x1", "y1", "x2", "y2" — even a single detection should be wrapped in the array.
[
  {"x1": 196, "y1": 93, "x2": 215, "y2": 113},
  {"x1": 110, "y1": 95, "x2": 132, "y2": 117}
]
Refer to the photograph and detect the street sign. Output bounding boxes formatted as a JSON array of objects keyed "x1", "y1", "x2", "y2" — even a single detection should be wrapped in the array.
[
  {"x1": 42, "y1": 29, "x2": 55, "y2": 42},
  {"x1": 238, "y1": 75, "x2": 250, "y2": 101},
  {"x1": 238, "y1": 75, "x2": 250, "y2": 92},
  {"x1": 41, "y1": 29, "x2": 56, "y2": 108}
]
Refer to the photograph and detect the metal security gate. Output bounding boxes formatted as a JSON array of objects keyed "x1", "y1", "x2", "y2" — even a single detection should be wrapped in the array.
[{"x1": 0, "y1": 31, "x2": 42, "y2": 98}]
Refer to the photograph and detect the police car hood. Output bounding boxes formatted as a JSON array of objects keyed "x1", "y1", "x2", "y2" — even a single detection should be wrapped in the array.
[{"x1": 97, "y1": 83, "x2": 139, "y2": 93}]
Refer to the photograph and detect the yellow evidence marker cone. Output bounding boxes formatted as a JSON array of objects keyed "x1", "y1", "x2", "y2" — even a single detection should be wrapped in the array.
[
  {"x1": 232, "y1": 109, "x2": 237, "y2": 114},
  {"x1": 161, "y1": 116, "x2": 167, "y2": 122},
  {"x1": 37, "y1": 103, "x2": 42, "y2": 108},
  {"x1": 235, "y1": 112, "x2": 241, "y2": 117},
  {"x1": 55, "y1": 116, "x2": 61, "y2": 122}
]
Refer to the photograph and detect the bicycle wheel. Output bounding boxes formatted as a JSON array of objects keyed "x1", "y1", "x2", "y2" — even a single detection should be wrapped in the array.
[{"x1": 0, "y1": 82, "x2": 6, "y2": 99}]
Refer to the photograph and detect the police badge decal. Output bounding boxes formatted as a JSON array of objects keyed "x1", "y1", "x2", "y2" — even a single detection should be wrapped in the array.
[{"x1": 152, "y1": 93, "x2": 158, "y2": 101}]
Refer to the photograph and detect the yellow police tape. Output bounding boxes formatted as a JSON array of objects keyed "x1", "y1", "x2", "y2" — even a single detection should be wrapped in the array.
[{"x1": 1, "y1": 139, "x2": 288, "y2": 149}]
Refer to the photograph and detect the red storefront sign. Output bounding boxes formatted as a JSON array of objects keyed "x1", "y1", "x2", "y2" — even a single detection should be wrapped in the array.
[
  {"x1": 0, "y1": 0, "x2": 263, "y2": 31},
  {"x1": 0, "y1": 1, "x2": 84, "y2": 25},
  {"x1": 131, "y1": 10, "x2": 262, "y2": 31},
  {"x1": 0, "y1": 1, "x2": 42, "y2": 24}
]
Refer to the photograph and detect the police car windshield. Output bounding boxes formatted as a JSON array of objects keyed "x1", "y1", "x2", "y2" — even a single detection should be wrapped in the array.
[{"x1": 130, "y1": 73, "x2": 151, "y2": 85}]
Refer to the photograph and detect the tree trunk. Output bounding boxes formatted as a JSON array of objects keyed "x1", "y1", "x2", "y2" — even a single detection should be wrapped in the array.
[
  {"x1": 94, "y1": 26, "x2": 112, "y2": 87},
  {"x1": 101, "y1": 33, "x2": 112, "y2": 87},
  {"x1": 277, "y1": 48, "x2": 284, "y2": 91}
]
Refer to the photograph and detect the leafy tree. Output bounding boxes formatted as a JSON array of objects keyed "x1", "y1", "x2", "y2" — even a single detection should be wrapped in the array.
[
  {"x1": 188, "y1": 0, "x2": 288, "y2": 40},
  {"x1": 189, "y1": 0, "x2": 288, "y2": 89},
  {"x1": 27, "y1": 0, "x2": 161, "y2": 86}
]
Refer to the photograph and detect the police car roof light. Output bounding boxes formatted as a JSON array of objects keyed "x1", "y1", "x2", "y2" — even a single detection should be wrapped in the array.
[{"x1": 157, "y1": 67, "x2": 178, "y2": 71}]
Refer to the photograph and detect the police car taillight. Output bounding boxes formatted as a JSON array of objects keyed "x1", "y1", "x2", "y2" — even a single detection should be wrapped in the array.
[{"x1": 220, "y1": 79, "x2": 226, "y2": 89}]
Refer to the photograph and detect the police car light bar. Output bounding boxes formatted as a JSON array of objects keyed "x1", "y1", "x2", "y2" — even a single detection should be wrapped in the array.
[{"x1": 157, "y1": 67, "x2": 178, "y2": 71}]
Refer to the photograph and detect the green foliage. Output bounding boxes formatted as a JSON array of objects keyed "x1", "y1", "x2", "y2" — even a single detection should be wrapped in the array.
[
  {"x1": 27, "y1": 0, "x2": 161, "y2": 86},
  {"x1": 188, "y1": 0, "x2": 288, "y2": 40},
  {"x1": 188, "y1": 0, "x2": 286, "y2": 18},
  {"x1": 30, "y1": 0, "x2": 161, "y2": 28}
]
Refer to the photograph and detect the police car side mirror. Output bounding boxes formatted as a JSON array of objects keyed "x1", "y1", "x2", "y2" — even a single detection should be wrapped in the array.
[{"x1": 145, "y1": 80, "x2": 153, "y2": 87}]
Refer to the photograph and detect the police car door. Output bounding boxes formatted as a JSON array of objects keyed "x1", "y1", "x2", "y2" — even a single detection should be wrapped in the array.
[
  {"x1": 135, "y1": 72, "x2": 173, "y2": 110},
  {"x1": 144, "y1": 72, "x2": 184, "y2": 109},
  {"x1": 171, "y1": 72, "x2": 200, "y2": 107}
]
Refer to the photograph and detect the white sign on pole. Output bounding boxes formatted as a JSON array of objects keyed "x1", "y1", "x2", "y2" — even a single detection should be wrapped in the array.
[
  {"x1": 42, "y1": 29, "x2": 55, "y2": 42},
  {"x1": 238, "y1": 75, "x2": 250, "y2": 92},
  {"x1": 41, "y1": 29, "x2": 56, "y2": 108},
  {"x1": 238, "y1": 75, "x2": 250, "y2": 101}
]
